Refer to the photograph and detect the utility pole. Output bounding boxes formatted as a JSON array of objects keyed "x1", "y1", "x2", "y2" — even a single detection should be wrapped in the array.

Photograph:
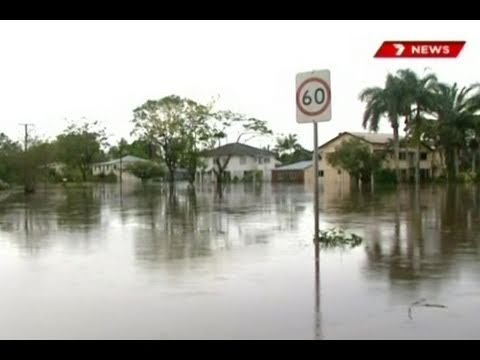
[
  {"x1": 19, "y1": 123, "x2": 35, "y2": 193},
  {"x1": 19, "y1": 123, "x2": 34, "y2": 152}
]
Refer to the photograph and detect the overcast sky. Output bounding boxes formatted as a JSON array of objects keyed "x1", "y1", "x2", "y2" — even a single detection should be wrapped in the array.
[{"x1": 1, "y1": 20, "x2": 479, "y2": 149}]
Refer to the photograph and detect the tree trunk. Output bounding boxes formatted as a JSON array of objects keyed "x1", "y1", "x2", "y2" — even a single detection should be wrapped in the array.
[
  {"x1": 454, "y1": 147, "x2": 460, "y2": 180},
  {"x1": 187, "y1": 166, "x2": 196, "y2": 187},
  {"x1": 168, "y1": 168, "x2": 175, "y2": 183},
  {"x1": 445, "y1": 148, "x2": 455, "y2": 183},
  {"x1": 393, "y1": 125, "x2": 400, "y2": 184},
  {"x1": 24, "y1": 176, "x2": 35, "y2": 194},
  {"x1": 350, "y1": 175, "x2": 359, "y2": 191},
  {"x1": 81, "y1": 168, "x2": 87, "y2": 182},
  {"x1": 472, "y1": 151, "x2": 476, "y2": 174},
  {"x1": 440, "y1": 149, "x2": 445, "y2": 178},
  {"x1": 415, "y1": 141, "x2": 420, "y2": 187}
]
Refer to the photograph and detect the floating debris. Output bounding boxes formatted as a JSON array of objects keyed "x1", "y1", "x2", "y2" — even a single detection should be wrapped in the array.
[
  {"x1": 408, "y1": 298, "x2": 447, "y2": 320},
  {"x1": 318, "y1": 228, "x2": 363, "y2": 249}
]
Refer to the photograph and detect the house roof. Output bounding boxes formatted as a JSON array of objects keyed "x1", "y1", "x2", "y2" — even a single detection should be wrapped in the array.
[
  {"x1": 318, "y1": 131, "x2": 434, "y2": 151},
  {"x1": 201, "y1": 143, "x2": 275, "y2": 157},
  {"x1": 318, "y1": 132, "x2": 394, "y2": 150},
  {"x1": 273, "y1": 160, "x2": 312, "y2": 171},
  {"x1": 347, "y1": 132, "x2": 395, "y2": 144},
  {"x1": 93, "y1": 155, "x2": 149, "y2": 166}
]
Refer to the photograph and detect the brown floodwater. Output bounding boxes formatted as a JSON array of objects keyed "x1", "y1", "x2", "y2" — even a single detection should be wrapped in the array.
[{"x1": 0, "y1": 183, "x2": 479, "y2": 339}]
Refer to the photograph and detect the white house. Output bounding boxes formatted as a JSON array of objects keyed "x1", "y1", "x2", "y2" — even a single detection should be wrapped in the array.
[
  {"x1": 92, "y1": 155, "x2": 150, "y2": 184},
  {"x1": 197, "y1": 143, "x2": 279, "y2": 182}
]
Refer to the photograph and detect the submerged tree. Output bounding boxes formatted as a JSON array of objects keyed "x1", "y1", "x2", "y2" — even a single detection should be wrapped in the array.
[
  {"x1": 396, "y1": 68, "x2": 438, "y2": 186},
  {"x1": 327, "y1": 138, "x2": 384, "y2": 188},
  {"x1": 432, "y1": 82, "x2": 480, "y2": 181},
  {"x1": 209, "y1": 110, "x2": 273, "y2": 187},
  {"x1": 56, "y1": 120, "x2": 108, "y2": 182},
  {"x1": 359, "y1": 74, "x2": 404, "y2": 183},
  {"x1": 132, "y1": 95, "x2": 217, "y2": 185}
]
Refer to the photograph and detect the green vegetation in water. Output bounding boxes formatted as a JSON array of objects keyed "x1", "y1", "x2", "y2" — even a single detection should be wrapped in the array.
[
  {"x1": 0, "y1": 179, "x2": 9, "y2": 191},
  {"x1": 319, "y1": 228, "x2": 363, "y2": 248}
]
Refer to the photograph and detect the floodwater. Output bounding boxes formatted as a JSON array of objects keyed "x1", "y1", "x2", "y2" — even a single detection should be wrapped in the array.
[{"x1": 1, "y1": 183, "x2": 480, "y2": 339}]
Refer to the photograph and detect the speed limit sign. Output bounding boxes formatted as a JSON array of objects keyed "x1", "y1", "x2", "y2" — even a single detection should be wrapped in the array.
[{"x1": 296, "y1": 69, "x2": 331, "y2": 123}]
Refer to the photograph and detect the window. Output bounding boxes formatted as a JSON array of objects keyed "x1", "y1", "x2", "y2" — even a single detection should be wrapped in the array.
[
  {"x1": 318, "y1": 170, "x2": 324, "y2": 177},
  {"x1": 420, "y1": 152, "x2": 428, "y2": 160},
  {"x1": 258, "y1": 157, "x2": 263, "y2": 164},
  {"x1": 239, "y1": 156, "x2": 246, "y2": 165},
  {"x1": 114, "y1": 165, "x2": 117, "y2": 170},
  {"x1": 399, "y1": 152, "x2": 406, "y2": 160},
  {"x1": 264, "y1": 157, "x2": 270, "y2": 164},
  {"x1": 337, "y1": 170, "x2": 341, "y2": 175}
]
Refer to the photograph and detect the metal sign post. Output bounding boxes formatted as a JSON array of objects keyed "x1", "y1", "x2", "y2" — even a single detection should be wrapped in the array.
[
  {"x1": 296, "y1": 69, "x2": 331, "y2": 257},
  {"x1": 313, "y1": 122, "x2": 320, "y2": 249}
]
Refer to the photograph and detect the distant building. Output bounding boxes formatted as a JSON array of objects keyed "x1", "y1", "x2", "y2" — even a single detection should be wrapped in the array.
[
  {"x1": 45, "y1": 162, "x2": 66, "y2": 176},
  {"x1": 271, "y1": 160, "x2": 312, "y2": 183},
  {"x1": 304, "y1": 132, "x2": 441, "y2": 187},
  {"x1": 198, "y1": 143, "x2": 279, "y2": 182},
  {"x1": 92, "y1": 155, "x2": 149, "y2": 184}
]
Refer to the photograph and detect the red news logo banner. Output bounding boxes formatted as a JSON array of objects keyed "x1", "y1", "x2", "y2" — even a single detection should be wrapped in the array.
[{"x1": 375, "y1": 41, "x2": 466, "y2": 58}]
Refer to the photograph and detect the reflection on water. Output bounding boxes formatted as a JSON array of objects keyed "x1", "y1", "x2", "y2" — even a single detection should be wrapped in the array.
[{"x1": 1, "y1": 183, "x2": 480, "y2": 339}]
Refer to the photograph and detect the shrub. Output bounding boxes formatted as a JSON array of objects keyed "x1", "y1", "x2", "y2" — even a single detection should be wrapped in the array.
[
  {"x1": 0, "y1": 179, "x2": 9, "y2": 191},
  {"x1": 374, "y1": 169, "x2": 397, "y2": 184},
  {"x1": 126, "y1": 161, "x2": 165, "y2": 181}
]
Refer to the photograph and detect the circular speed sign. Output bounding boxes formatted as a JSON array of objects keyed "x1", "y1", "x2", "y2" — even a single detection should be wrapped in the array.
[{"x1": 296, "y1": 77, "x2": 331, "y2": 117}]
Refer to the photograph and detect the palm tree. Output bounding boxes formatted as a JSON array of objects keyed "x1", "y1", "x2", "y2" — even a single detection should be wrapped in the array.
[
  {"x1": 359, "y1": 74, "x2": 404, "y2": 183},
  {"x1": 468, "y1": 116, "x2": 480, "y2": 174},
  {"x1": 432, "y1": 82, "x2": 480, "y2": 181},
  {"x1": 274, "y1": 134, "x2": 301, "y2": 164},
  {"x1": 396, "y1": 69, "x2": 438, "y2": 186}
]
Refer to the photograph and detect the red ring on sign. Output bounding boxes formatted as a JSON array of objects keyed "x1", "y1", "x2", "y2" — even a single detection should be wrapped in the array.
[{"x1": 296, "y1": 77, "x2": 331, "y2": 117}]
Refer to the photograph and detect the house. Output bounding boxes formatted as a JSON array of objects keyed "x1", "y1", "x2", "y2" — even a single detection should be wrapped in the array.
[
  {"x1": 92, "y1": 155, "x2": 150, "y2": 184},
  {"x1": 271, "y1": 160, "x2": 312, "y2": 183},
  {"x1": 197, "y1": 143, "x2": 279, "y2": 182},
  {"x1": 304, "y1": 131, "x2": 441, "y2": 187},
  {"x1": 92, "y1": 155, "x2": 149, "y2": 176}
]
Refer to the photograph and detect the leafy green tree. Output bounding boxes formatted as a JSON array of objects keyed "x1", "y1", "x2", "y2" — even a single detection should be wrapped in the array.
[
  {"x1": 178, "y1": 99, "x2": 217, "y2": 185},
  {"x1": 0, "y1": 133, "x2": 22, "y2": 185},
  {"x1": 56, "y1": 121, "x2": 107, "y2": 181},
  {"x1": 327, "y1": 138, "x2": 384, "y2": 187},
  {"x1": 132, "y1": 95, "x2": 194, "y2": 183},
  {"x1": 126, "y1": 161, "x2": 165, "y2": 182}
]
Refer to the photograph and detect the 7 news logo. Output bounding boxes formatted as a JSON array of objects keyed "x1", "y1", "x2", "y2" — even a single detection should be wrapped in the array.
[{"x1": 375, "y1": 41, "x2": 466, "y2": 58}]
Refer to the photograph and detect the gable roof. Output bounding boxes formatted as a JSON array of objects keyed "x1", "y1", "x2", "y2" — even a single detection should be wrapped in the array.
[
  {"x1": 201, "y1": 143, "x2": 275, "y2": 157},
  {"x1": 93, "y1": 155, "x2": 149, "y2": 166},
  {"x1": 273, "y1": 160, "x2": 312, "y2": 171},
  {"x1": 318, "y1": 131, "x2": 434, "y2": 151},
  {"x1": 318, "y1": 132, "x2": 393, "y2": 150},
  {"x1": 347, "y1": 132, "x2": 395, "y2": 144}
]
